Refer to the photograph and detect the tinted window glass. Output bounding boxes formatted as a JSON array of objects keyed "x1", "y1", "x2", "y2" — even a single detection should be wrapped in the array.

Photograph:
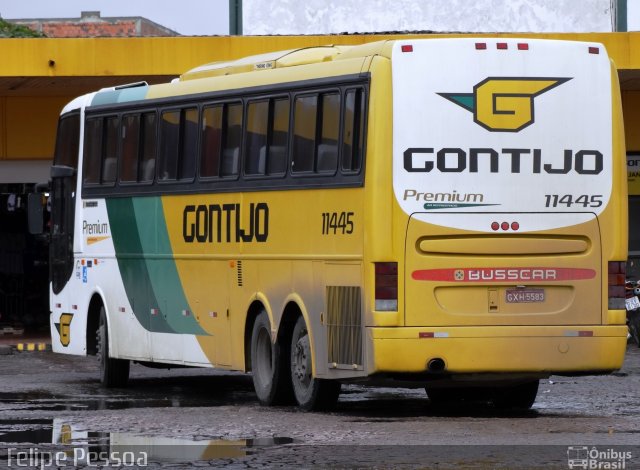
[
  {"x1": 342, "y1": 88, "x2": 365, "y2": 173},
  {"x1": 120, "y1": 114, "x2": 140, "y2": 183},
  {"x1": 140, "y1": 112, "x2": 157, "y2": 182},
  {"x1": 292, "y1": 95, "x2": 317, "y2": 173},
  {"x1": 317, "y1": 93, "x2": 340, "y2": 173},
  {"x1": 201, "y1": 105, "x2": 223, "y2": 178},
  {"x1": 269, "y1": 98, "x2": 289, "y2": 175},
  {"x1": 245, "y1": 100, "x2": 268, "y2": 175},
  {"x1": 180, "y1": 108, "x2": 198, "y2": 180},
  {"x1": 54, "y1": 114, "x2": 80, "y2": 168},
  {"x1": 221, "y1": 103, "x2": 242, "y2": 177},
  {"x1": 159, "y1": 110, "x2": 180, "y2": 180},
  {"x1": 83, "y1": 118, "x2": 102, "y2": 185},
  {"x1": 102, "y1": 117, "x2": 119, "y2": 184}
]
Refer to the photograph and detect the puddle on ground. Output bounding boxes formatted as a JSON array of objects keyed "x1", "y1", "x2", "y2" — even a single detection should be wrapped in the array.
[
  {"x1": 0, "y1": 419, "x2": 295, "y2": 464},
  {"x1": 0, "y1": 390, "x2": 237, "y2": 412}
]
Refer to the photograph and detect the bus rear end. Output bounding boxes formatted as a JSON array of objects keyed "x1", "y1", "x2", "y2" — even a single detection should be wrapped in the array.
[{"x1": 373, "y1": 38, "x2": 628, "y2": 402}]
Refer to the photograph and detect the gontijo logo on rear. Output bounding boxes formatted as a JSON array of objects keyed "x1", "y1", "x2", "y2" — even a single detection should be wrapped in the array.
[
  {"x1": 438, "y1": 77, "x2": 570, "y2": 132},
  {"x1": 392, "y1": 40, "x2": 613, "y2": 232}
]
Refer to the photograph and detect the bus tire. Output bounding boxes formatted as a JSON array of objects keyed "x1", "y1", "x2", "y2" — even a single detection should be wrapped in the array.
[
  {"x1": 290, "y1": 316, "x2": 340, "y2": 411},
  {"x1": 97, "y1": 306, "x2": 130, "y2": 388},
  {"x1": 491, "y1": 380, "x2": 539, "y2": 410},
  {"x1": 250, "y1": 310, "x2": 292, "y2": 406}
]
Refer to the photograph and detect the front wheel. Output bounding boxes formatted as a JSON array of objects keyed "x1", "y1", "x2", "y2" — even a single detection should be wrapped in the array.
[
  {"x1": 290, "y1": 316, "x2": 340, "y2": 411},
  {"x1": 97, "y1": 306, "x2": 129, "y2": 388}
]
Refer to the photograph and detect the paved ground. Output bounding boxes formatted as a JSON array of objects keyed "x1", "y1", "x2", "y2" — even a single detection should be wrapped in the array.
[{"x1": 0, "y1": 341, "x2": 639, "y2": 468}]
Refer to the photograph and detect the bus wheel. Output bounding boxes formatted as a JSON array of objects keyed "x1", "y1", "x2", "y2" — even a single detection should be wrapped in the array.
[
  {"x1": 491, "y1": 380, "x2": 539, "y2": 410},
  {"x1": 250, "y1": 310, "x2": 292, "y2": 406},
  {"x1": 290, "y1": 316, "x2": 340, "y2": 411},
  {"x1": 97, "y1": 307, "x2": 130, "y2": 388}
]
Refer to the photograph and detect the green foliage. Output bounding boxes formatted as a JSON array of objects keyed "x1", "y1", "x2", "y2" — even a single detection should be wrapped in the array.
[{"x1": 0, "y1": 18, "x2": 46, "y2": 38}]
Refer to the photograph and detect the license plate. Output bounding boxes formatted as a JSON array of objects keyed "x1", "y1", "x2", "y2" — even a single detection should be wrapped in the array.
[
  {"x1": 505, "y1": 289, "x2": 545, "y2": 303},
  {"x1": 626, "y1": 296, "x2": 640, "y2": 311}
]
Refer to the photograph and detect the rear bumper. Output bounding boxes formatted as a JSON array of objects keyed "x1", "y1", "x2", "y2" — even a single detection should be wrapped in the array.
[{"x1": 369, "y1": 325, "x2": 628, "y2": 374}]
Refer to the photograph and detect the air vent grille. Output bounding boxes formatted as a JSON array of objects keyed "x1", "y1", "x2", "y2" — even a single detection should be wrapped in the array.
[{"x1": 326, "y1": 286, "x2": 362, "y2": 368}]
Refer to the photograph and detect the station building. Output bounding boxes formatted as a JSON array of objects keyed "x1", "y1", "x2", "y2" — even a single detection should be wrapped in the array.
[{"x1": 1, "y1": 32, "x2": 640, "y2": 328}]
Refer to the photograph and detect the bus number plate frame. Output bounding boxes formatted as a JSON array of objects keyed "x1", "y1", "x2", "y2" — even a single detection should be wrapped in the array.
[{"x1": 505, "y1": 288, "x2": 545, "y2": 304}]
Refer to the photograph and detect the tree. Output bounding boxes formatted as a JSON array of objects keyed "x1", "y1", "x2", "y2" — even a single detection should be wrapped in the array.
[{"x1": 0, "y1": 18, "x2": 45, "y2": 38}]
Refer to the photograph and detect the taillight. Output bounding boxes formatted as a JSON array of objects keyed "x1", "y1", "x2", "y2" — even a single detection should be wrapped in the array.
[
  {"x1": 608, "y1": 261, "x2": 626, "y2": 309},
  {"x1": 375, "y1": 262, "x2": 398, "y2": 311}
]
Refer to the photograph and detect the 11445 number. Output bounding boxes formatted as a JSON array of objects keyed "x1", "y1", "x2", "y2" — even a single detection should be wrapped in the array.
[{"x1": 322, "y1": 212, "x2": 354, "y2": 235}]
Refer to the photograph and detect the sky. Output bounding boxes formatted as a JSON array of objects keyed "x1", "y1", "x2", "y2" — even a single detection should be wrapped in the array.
[
  {"x1": 0, "y1": 0, "x2": 229, "y2": 35},
  {"x1": 630, "y1": 0, "x2": 640, "y2": 30},
  {"x1": 1, "y1": 1, "x2": 639, "y2": 36}
]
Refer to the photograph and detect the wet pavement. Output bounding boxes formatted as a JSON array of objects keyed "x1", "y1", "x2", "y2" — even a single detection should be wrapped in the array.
[{"x1": 0, "y1": 343, "x2": 639, "y2": 468}]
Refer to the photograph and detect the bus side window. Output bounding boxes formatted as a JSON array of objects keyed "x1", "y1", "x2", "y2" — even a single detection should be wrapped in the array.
[
  {"x1": 245, "y1": 100, "x2": 268, "y2": 176},
  {"x1": 201, "y1": 105, "x2": 222, "y2": 178},
  {"x1": 244, "y1": 97, "x2": 290, "y2": 177},
  {"x1": 269, "y1": 97, "x2": 289, "y2": 175},
  {"x1": 292, "y1": 95, "x2": 317, "y2": 173},
  {"x1": 342, "y1": 88, "x2": 365, "y2": 174},
  {"x1": 140, "y1": 112, "x2": 157, "y2": 182},
  {"x1": 83, "y1": 118, "x2": 102, "y2": 185},
  {"x1": 101, "y1": 116, "x2": 119, "y2": 184},
  {"x1": 180, "y1": 108, "x2": 198, "y2": 181},
  {"x1": 120, "y1": 114, "x2": 140, "y2": 183},
  {"x1": 159, "y1": 110, "x2": 179, "y2": 180},
  {"x1": 317, "y1": 92, "x2": 340, "y2": 173},
  {"x1": 221, "y1": 103, "x2": 243, "y2": 177}
]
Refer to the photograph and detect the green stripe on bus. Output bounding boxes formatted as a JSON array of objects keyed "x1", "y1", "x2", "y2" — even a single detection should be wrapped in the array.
[
  {"x1": 131, "y1": 197, "x2": 207, "y2": 335},
  {"x1": 106, "y1": 197, "x2": 173, "y2": 333}
]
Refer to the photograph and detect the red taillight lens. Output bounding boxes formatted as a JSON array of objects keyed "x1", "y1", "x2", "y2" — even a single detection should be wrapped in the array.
[
  {"x1": 375, "y1": 262, "x2": 398, "y2": 311},
  {"x1": 608, "y1": 261, "x2": 626, "y2": 309}
]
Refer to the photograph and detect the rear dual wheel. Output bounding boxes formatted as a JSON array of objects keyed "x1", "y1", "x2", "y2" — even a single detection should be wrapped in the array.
[
  {"x1": 290, "y1": 316, "x2": 341, "y2": 411},
  {"x1": 250, "y1": 312, "x2": 340, "y2": 410},
  {"x1": 250, "y1": 311, "x2": 293, "y2": 406}
]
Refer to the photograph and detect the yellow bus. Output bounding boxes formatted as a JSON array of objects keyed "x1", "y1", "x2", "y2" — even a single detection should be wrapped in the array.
[{"x1": 42, "y1": 38, "x2": 628, "y2": 411}]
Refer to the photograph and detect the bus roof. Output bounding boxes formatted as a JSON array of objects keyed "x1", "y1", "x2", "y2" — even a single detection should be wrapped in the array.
[{"x1": 179, "y1": 42, "x2": 392, "y2": 81}]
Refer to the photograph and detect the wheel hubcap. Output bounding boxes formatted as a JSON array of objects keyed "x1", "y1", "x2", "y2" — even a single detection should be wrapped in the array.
[{"x1": 293, "y1": 333, "x2": 311, "y2": 387}]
